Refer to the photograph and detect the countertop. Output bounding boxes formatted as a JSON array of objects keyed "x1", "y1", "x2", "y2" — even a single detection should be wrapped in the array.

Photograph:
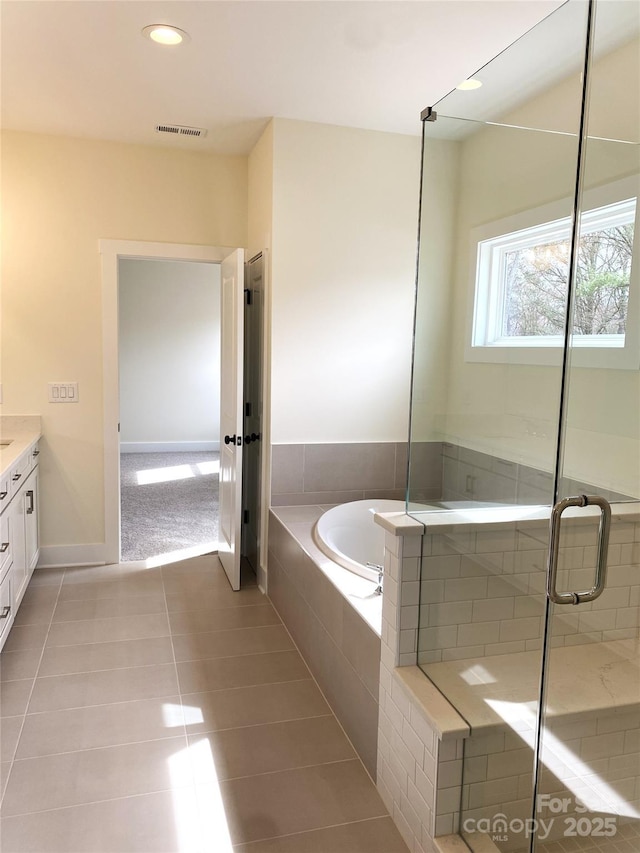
[{"x1": 0, "y1": 415, "x2": 42, "y2": 478}]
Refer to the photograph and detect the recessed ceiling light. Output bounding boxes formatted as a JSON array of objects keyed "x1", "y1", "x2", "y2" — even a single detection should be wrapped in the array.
[
  {"x1": 142, "y1": 24, "x2": 189, "y2": 46},
  {"x1": 456, "y1": 78, "x2": 483, "y2": 91}
]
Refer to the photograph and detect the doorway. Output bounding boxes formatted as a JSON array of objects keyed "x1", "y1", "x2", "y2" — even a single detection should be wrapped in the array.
[
  {"x1": 100, "y1": 240, "x2": 265, "y2": 583},
  {"x1": 117, "y1": 258, "x2": 221, "y2": 563}
]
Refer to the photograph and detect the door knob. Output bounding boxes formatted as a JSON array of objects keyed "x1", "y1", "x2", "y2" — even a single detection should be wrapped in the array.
[
  {"x1": 224, "y1": 435, "x2": 241, "y2": 446},
  {"x1": 243, "y1": 433, "x2": 262, "y2": 444}
]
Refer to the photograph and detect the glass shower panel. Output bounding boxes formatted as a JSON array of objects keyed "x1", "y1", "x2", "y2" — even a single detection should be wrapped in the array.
[
  {"x1": 536, "y1": 2, "x2": 640, "y2": 850},
  {"x1": 407, "y1": 3, "x2": 590, "y2": 852}
]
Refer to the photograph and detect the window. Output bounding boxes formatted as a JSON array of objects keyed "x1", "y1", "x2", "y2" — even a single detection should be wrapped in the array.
[{"x1": 467, "y1": 179, "x2": 639, "y2": 369}]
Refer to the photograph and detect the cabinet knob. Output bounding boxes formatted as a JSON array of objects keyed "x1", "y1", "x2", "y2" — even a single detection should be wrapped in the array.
[
  {"x1": 12, "y1": 473, "x2": 21, "y2": 482},
  {"x1": 0, "y1": 543, "x2": 9, "y2": 553},
  {"x1": 0, "y1": 492, "x2": 7, "y2": 500},
  {"x1": 32, "y1": 450, "x2": 40, "y2": 457},
  {"x1": 0, "y1": 605, "x2": 11, "y2": 619}
]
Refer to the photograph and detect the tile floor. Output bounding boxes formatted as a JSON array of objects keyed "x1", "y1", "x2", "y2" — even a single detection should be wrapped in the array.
[{"x1": 0, "y1": 555, "x2": 409, "y2": 852}]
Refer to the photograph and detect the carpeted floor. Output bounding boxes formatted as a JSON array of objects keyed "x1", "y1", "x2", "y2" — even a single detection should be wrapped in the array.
[{"x1": 120, "y1": 451, "x2": 219, "y2": 562}]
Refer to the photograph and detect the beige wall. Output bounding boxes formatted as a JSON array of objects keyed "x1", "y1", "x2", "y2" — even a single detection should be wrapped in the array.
[
  {"x1": 269, "y1": 118, "x2": 420, "y2": 444},
  {"x1": 1, "y1": 130, "x2": 247, "y2": 550}
]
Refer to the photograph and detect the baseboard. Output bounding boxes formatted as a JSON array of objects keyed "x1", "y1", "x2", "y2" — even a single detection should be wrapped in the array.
[
  {"x1": 37, "y1": 543, "x2": 108, "y2": 569},
  {"x1": 120, "y1": 441, "x2": 220, "y2": 453}
]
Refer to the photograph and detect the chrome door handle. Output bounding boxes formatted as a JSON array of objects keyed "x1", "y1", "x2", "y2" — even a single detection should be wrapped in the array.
[
  {"x1": 26, "y1": 490, "x2": 34, "y2": 514},
  {"x1": 547, "y1": 494, "x2": 611, "y2": 605}
]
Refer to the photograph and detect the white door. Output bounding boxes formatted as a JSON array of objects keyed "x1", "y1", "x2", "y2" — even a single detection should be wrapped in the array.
[{"x1": 218, "y1": 248, "x2": 244, "y2": 590}]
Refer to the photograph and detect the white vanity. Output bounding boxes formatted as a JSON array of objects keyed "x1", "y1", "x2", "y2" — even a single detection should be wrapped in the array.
[{"x1": 0, "y1": 416, "x2": 42, "y2": 652}]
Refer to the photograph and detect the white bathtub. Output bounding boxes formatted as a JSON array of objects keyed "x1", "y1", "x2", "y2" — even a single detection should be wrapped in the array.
[{"x1": 312, "y1": 499, "x2": 405, "y2": 582}]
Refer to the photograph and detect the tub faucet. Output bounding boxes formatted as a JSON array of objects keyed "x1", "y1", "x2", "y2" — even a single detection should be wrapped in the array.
[
  {"x1": 375, "y1": 569, "x2": 383, "y2": 595},
  {"x1": 367, "y1": 562, "x2": 384, "y2": 595}
]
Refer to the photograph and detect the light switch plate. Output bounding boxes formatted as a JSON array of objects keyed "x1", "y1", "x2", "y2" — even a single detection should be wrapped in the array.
[{"x1": 48, "y1": 382, "x2": 79, "y2": 403}]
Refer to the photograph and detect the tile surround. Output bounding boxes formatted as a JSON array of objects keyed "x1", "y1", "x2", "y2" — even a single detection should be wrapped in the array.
[
  {"x1": 267, "y1": 509, "x2": 382, "y2": 779},
  {"x1": 271, "y1": 442, "x2": 409, "y2": 505}
]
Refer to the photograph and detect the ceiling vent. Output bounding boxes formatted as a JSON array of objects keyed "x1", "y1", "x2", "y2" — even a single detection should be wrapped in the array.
[{"x1": 155, "y1": 124, "x2": 207, "y2": 138}]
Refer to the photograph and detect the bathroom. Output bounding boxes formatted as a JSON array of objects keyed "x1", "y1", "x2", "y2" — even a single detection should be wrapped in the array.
[{"x1": 1, "y1": 0, "x2": 638, "y2": 851}]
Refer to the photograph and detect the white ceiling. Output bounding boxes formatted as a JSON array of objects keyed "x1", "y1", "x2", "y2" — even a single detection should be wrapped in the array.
[{"x1": 1, "y1": 0, "x2": 564, "y2": 155}]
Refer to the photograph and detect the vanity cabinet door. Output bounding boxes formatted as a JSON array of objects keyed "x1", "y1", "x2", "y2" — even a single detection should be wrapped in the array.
[
  {"x1": 0, "y1": 511, "x2": 11, "y2": 579},
  {"x1": 24, "y1": 467, "x2": 39, "y2": 574},
  {"x1": 0, "y1": 473, "x2": 10, "y2": 513},
  {"x1": 0, "y1": 569, "x2": 14, "y2": 650},
  {"x1": 8, "y1": 482, "x2": 27, "y2": 608}
]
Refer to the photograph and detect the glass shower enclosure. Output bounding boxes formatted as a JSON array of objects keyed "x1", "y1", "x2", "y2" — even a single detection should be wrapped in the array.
[{"x1": 407, "y1": 1, "x2": 639, "y2": 851}]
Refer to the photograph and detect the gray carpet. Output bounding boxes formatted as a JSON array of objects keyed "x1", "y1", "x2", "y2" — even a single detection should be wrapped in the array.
[{"x1": 120, "y1": 451, "x2": 219, "y2": 562}]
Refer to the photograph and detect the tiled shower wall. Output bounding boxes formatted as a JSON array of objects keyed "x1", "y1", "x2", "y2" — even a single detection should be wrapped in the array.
[
  {"x1": 417, "y1": 515, "x2": 640, "y2": 664},
  {"x1": 440, "y1": 443, "x2": 634, "y2": 505},
  {"x1": 460, "y1": 708, "x2": 640, "y2": 852},
  {"x1": 377, "y1": 522, "x2": 470, "y2": 853},
  {"x1": 378, "y1": 510, "x2": 639, "y2": 853}
]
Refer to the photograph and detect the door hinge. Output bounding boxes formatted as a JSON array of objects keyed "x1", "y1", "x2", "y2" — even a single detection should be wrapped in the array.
[
  {"x1": 118, "y1": 423, "x2": 120, "y2": 433},
  {"x1": 244, "y1": 288, "x2": 252, "y2": 306},
  {"x1": 243, "y1": 509, "x2": 250, "y2": 524},
  {"x1": 245, "y1": 402, "x2": 252, "y2": 417}
]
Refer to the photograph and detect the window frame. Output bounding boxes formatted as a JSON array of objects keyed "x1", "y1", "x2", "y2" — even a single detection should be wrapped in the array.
[{"x1": 466, "y1": 175, "x2": 640, "y2": 369}]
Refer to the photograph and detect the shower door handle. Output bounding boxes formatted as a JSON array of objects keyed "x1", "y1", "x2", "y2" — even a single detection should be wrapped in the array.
[{"x1": 547, "y1": 494, "x2": 611, "y2": 605}]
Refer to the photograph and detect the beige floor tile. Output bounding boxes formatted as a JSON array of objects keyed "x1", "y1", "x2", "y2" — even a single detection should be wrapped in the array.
[
  {"x1": 1, "y1": 715, "x2": 24, "y2": 762},
  {"x1": 0, "y1": 648, "x2": 42, "y2": 683},
  {"x1": 61, "y1": 564, "x2": 162, "y2": 585},
  {"x1": 52, "y1": 594, "x2": 167, "y2": 622},
  {"x1": 181, "y1": 678, "x2": 330, "y2": 735},
  {"x1": 1, "y1": 760, "x2": 11, "y2": 799},
  {"x1": 57, "y1": 575, "x2": 164, "y2": 602},
  {"x1": 16, "y1": 586, "x2": 59, "y2": 609},
  {"x1": 166, "y1": 586, "x2": 266, "y2": 613},
  {"x1": 0, "y1": 680, "x2": 33, "y2": 718},
  {"x1": 162, "y1": 573, "x2": 241, "y2": 598},
  {"x1": 2, "y1": 624, "x2": 49, "y2": 653},
  {"x1": 212, "y1": 759, "x2": 388, "y2": 844},
  {"x1": 0, "y1": 789, "x2": 203, "y2": 852},
  {"x1": 27, "y1": 663, "x2": 179, "y2": 712},
  {"x1": 38, "y1": 636, "x2": 174, "y2": 677},
  {"x1": 173, "y1": 624, "x2": 294, "y2": 663},
  {"x1": 169, "y1": 604, "x2": 281, "y2": 636},
  {"x1": 45, "y1": 612, "x2": 170, "y2": 647},
  {"x1": 2, "y1": 735, "x2": 191, "y2": 815},
  {"x1": 160, "y1": 553, "x2": 221, "y2": 574},
  {"x1": 176, "y1": 650, "x2": 310, "y2": 694},
  {"x1": 190, "y1": 715, "x2": 354, "y2": 781},
  {"x1": 27, "y1": 568, "x2": 66, "y2": 588},
  {"x1": 16, "y1": 695, "x2": 185, "y2": 759},
  {"x1": 232, "y1": 815, "x2": 409, "y2": 852},
  {"x1": 12, "y1": 600, "x2": 57, "y2": 627}
]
